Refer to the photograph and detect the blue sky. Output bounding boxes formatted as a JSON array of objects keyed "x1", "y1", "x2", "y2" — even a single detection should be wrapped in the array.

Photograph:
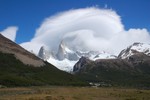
[{"x1": 0, "y1": 0, "x2": 150, "y2": 44}]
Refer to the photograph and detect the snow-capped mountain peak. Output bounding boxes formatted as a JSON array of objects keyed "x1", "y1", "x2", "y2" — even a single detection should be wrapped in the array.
[
  {"x1": 38, "y1": 46, "x2": 51, "y2": 61},
  {"x1": 56, "y1": 40, "x2": 79, "y2": 61},
  {"x1": 56, "y1": 40, "x2": 66, "y2": 60},
  {"x1": 38, "y1": 41, "x2": 117, "y2": 72},
  {"x1": 118, "y1": 42, "x2": 150, "y2": 59},
  {"x1": 91, "y1": 51, "x2": 117, "y2": 61},
  {"x1": 59, "y1": 40, "x2": 73, "y2": 53}
]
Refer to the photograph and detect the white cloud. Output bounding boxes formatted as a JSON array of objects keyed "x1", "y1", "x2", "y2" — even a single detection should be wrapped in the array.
[
  {"x1": 20, "y1": 7, "x2": 150, "y2": 55},
  {"x1": 109, "y1": 28, "x2": 150, "y2": 54},
  {"x1": 1, "y1": 26, "x2": 18, "y2": 42}
]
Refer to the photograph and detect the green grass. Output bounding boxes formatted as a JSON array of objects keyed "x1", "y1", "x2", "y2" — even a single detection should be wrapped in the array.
[{"x1": 0, "y1": 52, "x2": 87, "y2": 87}]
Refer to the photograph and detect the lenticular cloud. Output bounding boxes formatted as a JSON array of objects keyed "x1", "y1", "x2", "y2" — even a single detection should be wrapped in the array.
[{"x1": 20, "y1": 7, "x2": 150, "y2": 55}]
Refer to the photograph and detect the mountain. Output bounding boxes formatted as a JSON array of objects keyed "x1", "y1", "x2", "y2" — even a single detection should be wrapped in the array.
[
  {"x1": 0, "y1": 34, "x2": 45, "y2": 67},
  {"x1": 38, "y1": 41, "x2": 116, "y2": 72},
  {"x1": 38, "y1": 46, "x2": 51, "y2": 61},
  {"x1": 56, "y1": 40, "x2": 79, "y2": 61},
  {"x1": 0, "y1": 34, "x2": 87, "y2": 87},
  {"x1": 73, "y1": 57, "x2": 92, "y2": 72},
  {"x1": 73, "y1": 43, "x2": 150, "y2": 88},
  {"x1": 118, "y1": 42, "x2": 150, "y2": 59},
  {"x1": 38, "y1": 41, "x2": 80, "y2": 72},
  {"x1": 90, "y1": 51, "x2": 117, "y2": 61}
]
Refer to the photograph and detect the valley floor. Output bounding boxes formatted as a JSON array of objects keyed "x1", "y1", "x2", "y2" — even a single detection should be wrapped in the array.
[{"x1": 0, "y1": 86, "x2": 150, "y2": 100}]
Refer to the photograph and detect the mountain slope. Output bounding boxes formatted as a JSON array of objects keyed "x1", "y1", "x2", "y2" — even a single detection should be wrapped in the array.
[
  {"x1": 73, "y1": 52, "x2": 150, "y2": 88},
  {"x1": 118, "y1": 42, "x2": 150, "y2": 59},
  {"x1": 0, "y1": 34, "x2": 44, "y2": 67},
  {"x1": 0, "y1": 34, "x2": 87, "y2": 87},
  {"x1": 38, "y1": 41, "x2": 116, "y2": 72},
  {"x1": 38, "y1": 41, "x2": 80, "y2": 72}
]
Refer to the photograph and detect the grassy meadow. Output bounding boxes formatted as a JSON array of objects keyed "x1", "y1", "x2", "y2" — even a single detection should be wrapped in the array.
[{"x1": 0, "y1": 86, "x2": 150, "y2": 100}]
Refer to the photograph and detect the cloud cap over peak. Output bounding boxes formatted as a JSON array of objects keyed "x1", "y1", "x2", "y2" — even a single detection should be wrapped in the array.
[{"x1": 20, "y1": 7, "x2": 150, "y2": 55}]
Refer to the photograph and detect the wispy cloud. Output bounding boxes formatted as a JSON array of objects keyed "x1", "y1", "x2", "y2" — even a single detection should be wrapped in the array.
[
  {"x1": 1, "y1": 26, "x2": 18, "y2": 42},
  {"x1": 20, "y1": 7, "x2": 150, "y2": 55}
]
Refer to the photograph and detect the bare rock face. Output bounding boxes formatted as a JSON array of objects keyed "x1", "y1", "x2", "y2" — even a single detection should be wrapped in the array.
[
  {"x1": 56, "y1": 40, "x2": 66, "y2": 60},
  {"x1": 38, "y1": 46, "x2": 51, "y2": 61},
  {"x1": 73, "y1": 57, "x2": 92, "y2": 72},
  {"x1": 56, "y1": 40, "x2": 79, "y2": 61},
  {"x1": 0, "y1": 34, "x2": 45, "y2": 67}
]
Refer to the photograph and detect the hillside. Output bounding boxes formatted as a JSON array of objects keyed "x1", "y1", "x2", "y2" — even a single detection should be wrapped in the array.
[
  {"x1": 73, "y1": 52, "x2": 150, "y2": 88},
  {"x1": 0, "y1": 34, "x2": 44, "y2": 67},
  {"x1": 0, "y1": 34, "x2": 86, "y2": 87}
]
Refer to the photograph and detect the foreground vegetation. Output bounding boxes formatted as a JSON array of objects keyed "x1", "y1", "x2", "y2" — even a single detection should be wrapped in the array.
[
  {"x1": 0, "y1": 86, "x2": 150, "y2": 100},
  {"x1": 0, "y1": 52, "x2": 87, "y2": 87}
]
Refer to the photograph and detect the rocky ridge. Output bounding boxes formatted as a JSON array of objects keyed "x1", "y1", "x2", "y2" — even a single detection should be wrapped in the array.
[{"x1": 0, "y1": 34, "x2": 45, "y2": 67}]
